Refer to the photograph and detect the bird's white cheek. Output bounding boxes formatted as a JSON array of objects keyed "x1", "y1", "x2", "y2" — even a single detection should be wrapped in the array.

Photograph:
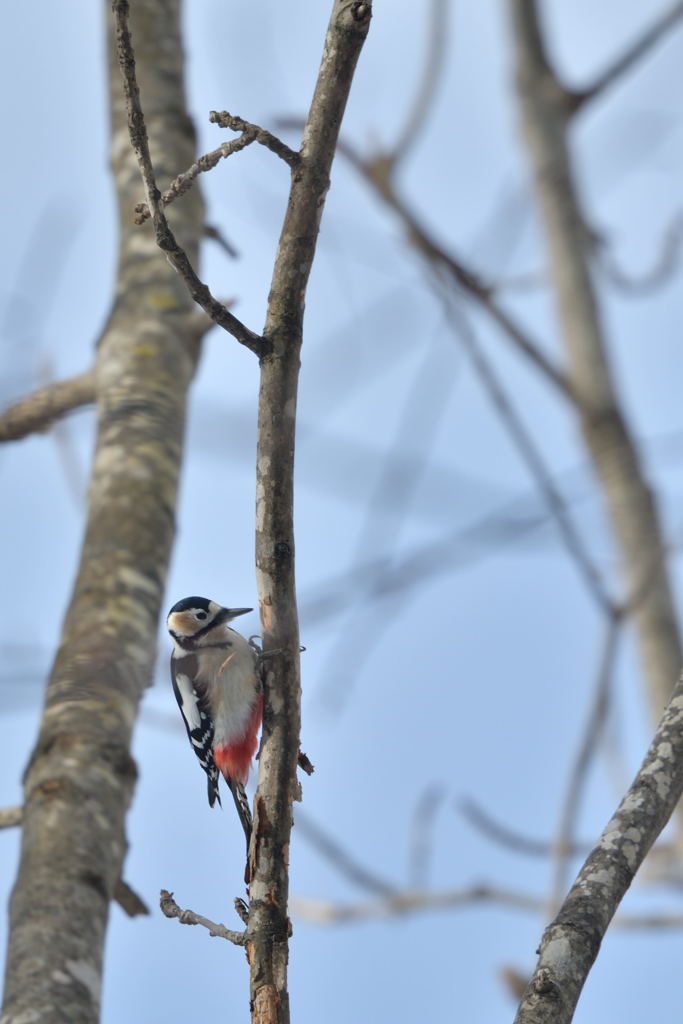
[{"x1": 168, "y1": 611, "x2": 199, "y2": 636}]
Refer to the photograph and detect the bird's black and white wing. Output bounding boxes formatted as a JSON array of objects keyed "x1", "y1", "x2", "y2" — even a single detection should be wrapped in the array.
[{"x1": 170, "y1": 653, "x2": 221, "y2": 807}]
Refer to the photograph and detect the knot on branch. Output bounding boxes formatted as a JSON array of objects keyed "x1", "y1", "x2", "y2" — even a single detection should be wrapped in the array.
[
  {"x1": 351, "y1": 1, "x2": 372, "y2": 23},
  {"x1": 532, "y1": 968, "x2": 559, "y2": 997},
  {"x1": 275, "y1": 540, "x2": 292, "y2": 562}
]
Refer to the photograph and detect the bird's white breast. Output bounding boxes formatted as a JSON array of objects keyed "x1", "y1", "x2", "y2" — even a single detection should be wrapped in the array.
[{"x1": 196, "y1": 626, "x2": 259, "y2": 746}]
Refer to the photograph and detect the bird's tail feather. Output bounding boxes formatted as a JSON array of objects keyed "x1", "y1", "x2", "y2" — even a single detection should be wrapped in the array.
[
  {"x1": 226, "y1": 778, "x2": 253, "y2": 884},
  {"x1": 227, "y1": 778, "x2": 252, "y2": 846},
  {"x1": 207, "y1": 768, "x2": 222, "y2": 808}
]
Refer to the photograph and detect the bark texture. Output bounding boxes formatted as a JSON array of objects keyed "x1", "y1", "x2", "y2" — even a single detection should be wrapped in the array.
[
  {"x1": 514, "y1": 673, "x2": 683, "y2": 1024},
  {"x1": 247, "y1": 3, "x2": 372, "y2": 1021},
  {"x1": 511, "y1": 0, "x2": 683, "y2": 720},
  {"x1": 1, "y1": 2, "x2": 204, "y2": 1021}
]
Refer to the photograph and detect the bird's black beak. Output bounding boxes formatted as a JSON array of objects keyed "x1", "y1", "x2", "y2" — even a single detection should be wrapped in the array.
[{"x1": 226, "y1": 607, "x2": 252, "y2": 619}]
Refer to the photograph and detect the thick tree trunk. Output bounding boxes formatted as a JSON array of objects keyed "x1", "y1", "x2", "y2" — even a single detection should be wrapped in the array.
[{"x1": 1, "y1": 2, "x2": 204, "y2": 1021}]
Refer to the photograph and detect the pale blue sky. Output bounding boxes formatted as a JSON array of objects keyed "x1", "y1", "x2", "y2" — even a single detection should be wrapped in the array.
[{"x1": 2, "y1": 2, "x2": 683, "y2": 1021}]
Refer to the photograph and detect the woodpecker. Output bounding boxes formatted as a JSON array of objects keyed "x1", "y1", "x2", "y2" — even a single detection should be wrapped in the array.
[{"x1": 166, "y1": 596, "x2": 262, "y2": 852}]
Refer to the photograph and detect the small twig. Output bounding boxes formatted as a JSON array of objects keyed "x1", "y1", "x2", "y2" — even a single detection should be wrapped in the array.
[
  {"x1": 134, "y1": 131, "x2": 258, "y2": 223},
  {"x1": 204, "y1": 223, "x2": 239, "y2": 259},
  {"x1": 297, "y1": 751, "x2": 315, "y2": 776},
  {"x1": 0, "y1": 371, "x2": 95, "y2": 443},
  {"x1": 0, "y1": 806, "x2": 22, "y2": 829},
  {"x1": 111, "y1": 1, "x2": 265, "y2": 357},
  {"x1": 159, "y1": 889, "x2": 246, "y2": 945},
  {"x1": 572, "y1": 1, "x2": 683, "y2": 111},
  {"x1": 114, "y1": 879, "x2": 149, "y2": 917},
  {"x1": 209, "y1": 111, "x2": 299, "y2": 168},
  {"x1": 598, "y1": 214, "x2": 683, "y2": 295}
]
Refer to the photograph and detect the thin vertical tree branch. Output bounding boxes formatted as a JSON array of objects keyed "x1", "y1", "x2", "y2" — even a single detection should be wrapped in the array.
[
  {"x1": 248, "y1": 3, "x2": 372, "y2": 1022},
  {"x1": 511, "y1": 0, "x2": 683, "y2": 726},
  {"x1": 1, "y1": 2, "x2": 205, "y2": 1021}
]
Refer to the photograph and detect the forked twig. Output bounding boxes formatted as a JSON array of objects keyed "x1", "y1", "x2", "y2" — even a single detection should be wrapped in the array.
[{"x1": 111, "y1": 0, "x2": 265, "y2": 357}]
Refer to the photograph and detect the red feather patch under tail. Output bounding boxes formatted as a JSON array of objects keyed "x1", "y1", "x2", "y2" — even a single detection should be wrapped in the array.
[{"x1": 214, "y1": 697, "x2": 263, "y2": 785}]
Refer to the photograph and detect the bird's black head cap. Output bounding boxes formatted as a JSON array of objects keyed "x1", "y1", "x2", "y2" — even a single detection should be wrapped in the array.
[{"x1": 169, "y1": 596, "x2": 212, "y2": 615}]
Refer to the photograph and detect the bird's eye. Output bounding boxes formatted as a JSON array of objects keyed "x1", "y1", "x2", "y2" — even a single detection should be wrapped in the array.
[{"x1": 196, "y1": 611, "x2": 208, "y2": 621}]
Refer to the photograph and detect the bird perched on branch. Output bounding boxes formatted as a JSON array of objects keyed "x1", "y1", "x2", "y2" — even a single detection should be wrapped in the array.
[{"x1": 166, "y1": 596, "x2": 262, "y2": 853}]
